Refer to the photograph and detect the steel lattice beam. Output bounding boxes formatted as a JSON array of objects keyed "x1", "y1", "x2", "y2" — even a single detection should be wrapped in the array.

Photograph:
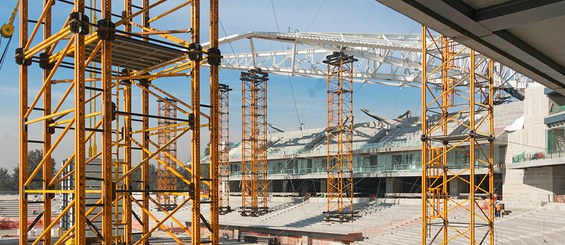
[{"x1": 206, "y1": 31, "x2": 536, "y2": 93}]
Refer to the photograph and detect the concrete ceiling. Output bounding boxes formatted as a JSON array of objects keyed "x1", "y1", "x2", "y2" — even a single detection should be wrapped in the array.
[{"x1": 376, "y1": 0, "x2": 565, "y2": 94}]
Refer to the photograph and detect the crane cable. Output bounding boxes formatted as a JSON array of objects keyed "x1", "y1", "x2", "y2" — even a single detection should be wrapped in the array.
[
  {"x1": 0, "y1": 36, "x2": 12, "y2": 72},
  {"x1": 269, "y1": 0, "x2": 303, "y2": 129}
]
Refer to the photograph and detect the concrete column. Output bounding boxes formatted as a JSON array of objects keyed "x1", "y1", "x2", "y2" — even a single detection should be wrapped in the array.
[
  {"x1": 319, "y1": 178, "x2": 327, "y2": 193},
  {"x1": 386, "y1": 178, "x2": 401, "y2": 193},
  {"x1": 301, "y1": 235, "x2": 309, "y2": 245},
  {"x1": 234, "y1": 228, "x2": 240, "y2": 241},
  {"x1": 282, "y1": 180, "x2": 290, "y2": 192}
]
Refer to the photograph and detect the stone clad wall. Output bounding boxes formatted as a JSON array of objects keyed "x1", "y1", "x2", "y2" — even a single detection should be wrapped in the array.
[{"x1": 503, "y1": 86, "x2": 556, "y2": 206}]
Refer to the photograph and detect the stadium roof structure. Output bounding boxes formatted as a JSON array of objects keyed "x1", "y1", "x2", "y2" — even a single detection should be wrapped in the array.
[{"x1": 202, "y1": 101, "x2": 524, "y2": 163}]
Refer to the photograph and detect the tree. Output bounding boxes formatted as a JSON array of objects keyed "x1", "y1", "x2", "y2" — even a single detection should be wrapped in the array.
[
  {"x1": 0, "y1": 167, "x2": 11, "y2": 191},
  {"x1": 0, "y1": 150, "x2": 57, "y2": 191}
]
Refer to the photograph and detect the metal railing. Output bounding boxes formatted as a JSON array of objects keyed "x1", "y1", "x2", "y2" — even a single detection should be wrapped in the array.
[{"x1": 512, "y1": 150, "x2": 565, "y2": 163}]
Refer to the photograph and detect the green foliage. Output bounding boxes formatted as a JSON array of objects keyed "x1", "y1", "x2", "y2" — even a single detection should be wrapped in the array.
[{"x1": 0, "y1": 149, "x2": 56, "y2": 191}]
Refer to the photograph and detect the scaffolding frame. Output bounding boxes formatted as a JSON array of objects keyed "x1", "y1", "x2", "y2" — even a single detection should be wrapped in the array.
[
  {"x1": 18, "y1": 0, "x2": 221, "y2": 244},
  {"x1": 323, "y1": 51, "x2": 357, "y2": 222},
  {"x1": 157, "y1": 98, "x2": 178, "y2": 206},
  {"x1": 219, "y1": 84, "x2": 233, "y2": 214},
  {"x1": 240, "y1": 69, "x2": 269, "y2": 216},
  {"x1": 421, "y1": 26, "x2": 495, "y2": 245}
]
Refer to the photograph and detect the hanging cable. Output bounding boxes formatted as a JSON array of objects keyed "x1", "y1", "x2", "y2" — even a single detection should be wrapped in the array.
[
  {"x1": 305, "y1": 0, "x2": 327, "y2": 32},
  {"x1": 269, "y1": 0, "x2": 302, "y2": 129},
  {"x1": 219, "y1": 18, "x2": 236, "y2": 57},
  {"x1": 0, "y1": 36, "x2": 12, "y2": 72}
]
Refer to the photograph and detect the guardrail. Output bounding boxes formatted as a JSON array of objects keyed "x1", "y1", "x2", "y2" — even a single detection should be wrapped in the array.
[{"x1": 512, "y1": 151, "x2": 565, "y2": 163}]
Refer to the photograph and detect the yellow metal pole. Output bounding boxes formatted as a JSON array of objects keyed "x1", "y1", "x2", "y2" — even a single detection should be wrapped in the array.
[
  {"x1": 191, "y1": 0, "x2": 202, "y2": 242},
  {"x1": 123, "y1": 74, "x2": 133, "y2": 244},
  {"x1": 441, "y1": 36, "x2": 449, "y2": 243},
  {"x1": 420, "y1": 25, "x2": 427, "y2": 245},
  {"x1": 141, "y1": 1, "x2": 150, "y2": 243},
  {"x1": 42, "y1": 0, "x2": 53, "y2": 243},
  {"x1": 73, "y1": 0, "x2": 87, "y2": 243},
  {"x1": 488, "y1": 59, "x2": 495, "y2": 245},
  {"x1": 19, "y1": 0, "x2": 29, "y2": 243},
  {"x1": 209, "y1": 0, "x2": 220, "y2": 240},
  {"x1": 469, "y1": 49, "x2": 476, "y2": 245},
  {"x1": 101, "y1": 0, "x2": 113, "y2": 243}
]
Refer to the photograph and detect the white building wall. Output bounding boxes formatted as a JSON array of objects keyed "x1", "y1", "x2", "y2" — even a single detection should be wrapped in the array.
[{"x1": 504, "y1": 86, "x2": 552, "y2": 205}]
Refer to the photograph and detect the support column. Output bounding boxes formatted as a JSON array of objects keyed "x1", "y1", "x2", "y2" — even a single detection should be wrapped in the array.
[
  {"x1": 19, "y1": 0, "x2": 29, "y2": 243},
  {"x1": 219, "y1": 84, "x2": 232, "y2": 214},
  {"x1": 42, "y1": 0, "x2": 52, "y2": 244},
  {"x1": 190, "y1": 0, "x2": 202, "y2": 243},
  {"x1": 141, "y1": 1, "x2": 150, "y2": 244},
  {"x1": 240, "y1": 69, "x2": 269, "y2": 217},
  {"x1": 208, "y1": 0, "x2": 220, "y2": 240},
  {"x1": 122, "y1": 1, "x2": 133, "y2": 242},
  {"x1": 101, "y1": 0, "x2": 113, "y2": 244},
  {"x1": 324, "y1": 51, "x2": 357, "y2": 222},
  {"x1": 73, "y1": 1, "x2": 87, "y2": 243}
]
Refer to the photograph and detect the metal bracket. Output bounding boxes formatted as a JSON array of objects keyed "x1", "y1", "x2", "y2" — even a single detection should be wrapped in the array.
[
  {"x1": 15, "y1": 48, "x2": 32, "y2": 66},
  {"x1": 207, "y1": 47, "x2": 222, "y2": 66},
  {"x1": 188, "y1": 42, "x2": 203, "y2": 61},
  {"x1": 96, "y1": 19, "x2": 116, "y2": 41},
  {"x1": 39, "y1": 52, "x2": 54, "y2": 69},
  {"x1": 69, "y1": 12, "x2": 89, "y2": 35},
  {"x1": 188, "y1": 112, "x2": 195, "y2": 129}
]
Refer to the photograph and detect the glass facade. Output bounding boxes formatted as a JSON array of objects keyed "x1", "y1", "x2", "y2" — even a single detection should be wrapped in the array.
[
  {"x1": 229, "y1": 145, "x2": 501, "y2": 177},
  {"x1": 547, "y1": 126, "x2": 565, "y2": 154}
]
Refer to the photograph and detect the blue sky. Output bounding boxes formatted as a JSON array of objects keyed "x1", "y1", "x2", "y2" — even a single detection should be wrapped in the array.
[{"x1": 0, "y1": 0, "x2": 421, "y2": 168}]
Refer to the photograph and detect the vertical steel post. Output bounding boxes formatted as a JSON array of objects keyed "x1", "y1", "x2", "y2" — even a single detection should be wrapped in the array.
[
  {"x1": 141, "y1": 1, "x2": 150, "y2": 243},
  {"x1": 209, "y1": 0, "x2": 220, "y2": 242},
  {"x1": 101, "y1": 0, "x2": 113, "y2": 243},
  {"x1": 488, "y1": 59, "x2": 496, "y2": 245},
  {"x1": 191, "y1": 0, "x2": 202, "y2": 243},
  {"x1": 42, "y1": 1, "x2": 53, "y2": 244},
  {"x1": 123, "y1": 1, "x2": 133, "y2": 242},
  {"x1": 73, "y1": 0, "x2": 86, "y2": 243},
  {"x1": 19, "y1": 0, "x2": 29, "y2": 243},
  {"x1": 420, "y1": 26, "x2": 427, "y2": 245},
  {"x1": 469, "y1": 50, "x2": 476, "y2": 245}
]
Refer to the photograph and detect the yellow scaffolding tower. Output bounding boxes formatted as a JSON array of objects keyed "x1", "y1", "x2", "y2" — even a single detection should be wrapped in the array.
[
  {"x1": 421, "y1": 26, "x2": 495, "y2": 245},
  {"x1": 240, "y1": 69, "x2": 269, "y2": 216},
  {"x1": 323, "y1": 51, "x2": 357, "y2": 222},
  {"x1": 157, "y1": 98, "x2": 178, "y2": 206},
  {"x1": 219, "y1": 83, "x2": 233, "y2": 214},
  {"x1": 18, "y1": 0, "x2": 221, "y2": 244}
]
